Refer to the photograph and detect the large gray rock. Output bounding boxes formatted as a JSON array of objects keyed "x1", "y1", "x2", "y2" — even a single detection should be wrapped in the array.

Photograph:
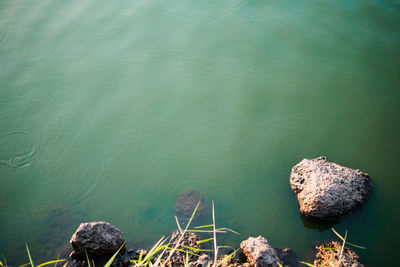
[
  {"x1": 290, "y1": 156, "x2": 372, "y2": 220},
  {"x1": 240, "y1": 236, "x2": 282, "y2": 267},
  {"x1": 70, "y1": 221, "x2": 125, "y2": 257},
  {"x1": 314, "y1": 241, "x2": 364, "y2": 267}
]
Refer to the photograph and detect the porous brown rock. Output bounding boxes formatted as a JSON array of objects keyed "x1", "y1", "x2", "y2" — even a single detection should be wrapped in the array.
[
  {"x1": 240, "y1": 236, "x2": 282, "y2": 267},
  {"x1": 290, "y1": 156, "x2": 372, "y2": 220},
  {"x1": 70, "y1": 221, "x2": 125, "y2": 258},
  {"x1": 314, "y1": 241, "x2": 364, "y2": 267}
]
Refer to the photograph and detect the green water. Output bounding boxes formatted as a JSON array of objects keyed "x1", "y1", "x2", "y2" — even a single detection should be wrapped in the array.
[{"x1": 1, "y1": 0, "x2": 399, "y2": 265}]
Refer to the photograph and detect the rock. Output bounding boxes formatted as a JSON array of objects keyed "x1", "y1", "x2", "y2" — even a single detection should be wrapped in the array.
[
  {"x1": 240, "y1": 236, "x2": 282, "y2": 267},
  {"x1": 190, "y1": 254, "x2": 212, "y2": 267},
  {"x1": 175, "y1": 190, "x2": 206, "y2": 219},
  {"x1": 274, "y1": 247, "x2": 299, "y2": 267},
  {"x1": 314, "y1": 241, "x2": 364, "y2": 267},
  {"x1": 290, "y1": 156, "x2": 372, "y2": 220},
  {"x1": 70, "y1": 221, "x2": 125, "y2": 258}
]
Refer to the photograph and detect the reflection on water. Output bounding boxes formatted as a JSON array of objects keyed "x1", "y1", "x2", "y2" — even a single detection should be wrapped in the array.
[{"x1": 0, "y1": 0, "x2": 399, "y2": 265}]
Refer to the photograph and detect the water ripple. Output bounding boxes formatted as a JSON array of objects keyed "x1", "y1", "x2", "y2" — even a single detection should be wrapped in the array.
[{"x1": 0, "y1": 130, "x2": 37, "y2": 169}]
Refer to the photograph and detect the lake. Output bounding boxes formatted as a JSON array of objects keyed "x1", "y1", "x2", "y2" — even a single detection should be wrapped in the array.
[{"x1": 0, "y1": 0, "x2": 399, "y2": 265}]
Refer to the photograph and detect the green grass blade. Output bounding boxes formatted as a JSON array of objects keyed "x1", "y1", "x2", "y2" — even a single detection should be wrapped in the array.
[
  {"x1": 154, "y1": 238, "x2": 172, "y2": 266},
  {"x1": 345, "y1": 242, "x2": 367, "y2": 249},
  {"x1": 146, "y1": 244, "x2": 168, "y2": 263},
  {"x1": 18, "y1": 263, "x2": 31, "y2": 267},
  {"x1": 197, "y1": 238, "x2": 214, "y2": 244},
  {"x1": 138, "y1": 250, "x2": 143, "y2": 262},
  {"x1": 331, "y1": 228, "x2": 345, "y2": 242},
  {"x1": 216, "y1": 228, "x2": 240, "y2": 235},
  {"x1": 216, "y1": 246, "x2": 236, "y2": 252},
  {"x1": 143, "y1": 236, "x2": 167, "y2": 263},
  {"x1": 299, "y1": 261, "x2": 315, "y2": 267},
  {"x1": 104, "y1": 244, "x2": 124, "y2": 267},
  {"x1": 85, "y1": 250, "x2": 91, "y2": 267},
  {"x1": 0, "y1": 260, "x2": 3, "y2": 266},
  {"x1": 181, "y1": 245, "x2": 212, "y2": 252},
  {"x1": 166, "y1": 247, "x2": 200, "y2": 257},
  {"x1": 332, "y1": 228, "x2": 366, "y2": 249},
  {"x1": 277, "y1": 262, "x2": 283, "y2": 267},
  {"x1": 36, "y1": 260, "x2": 66, "y2": 267},
  {"x1": 216, "y1": 249, "x2": 237, "y2": 267},
  {"x1": 187, "y1": 230, "x2": 227, "y2": 233},
  {"x1": 216, "y1": 254, "x2": 232, "y2": 266},
  {"x1": 185, "y1": 201, "x2": 200, "y2": 231},
  {"x1": 25, "y1": 243, "x2": 34, "y2": 267},
  {"x1": 194, "y1": 224, "x2": 214, "y2": 229},
  {"x1": 323, "y1": 247, "x2": 337, "y2": 250}
]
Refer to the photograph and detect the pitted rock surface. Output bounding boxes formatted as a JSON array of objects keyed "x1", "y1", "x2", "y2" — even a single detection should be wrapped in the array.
[
  {"x1": 290, "y1": 156, "x2": 372, "y2": 220},
  {"x1": 240, "y1": 236, "x2": 281, "y2": 267},
  {"x1": 314, "y1": 241, "x2": 364, "y2": 267},
  {"x1": 70, "y1": 221, "x2": 125, "y2": 257}
]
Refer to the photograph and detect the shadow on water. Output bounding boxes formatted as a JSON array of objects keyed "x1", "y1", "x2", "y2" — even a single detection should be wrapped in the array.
[{"x1": 299, "y1": 213, "x2": 337, "y2": 232}]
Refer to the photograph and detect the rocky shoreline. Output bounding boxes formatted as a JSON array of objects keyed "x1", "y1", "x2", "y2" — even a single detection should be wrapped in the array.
[{"x1": 62, "y1": 156, "x2": 372, "y2": 267}]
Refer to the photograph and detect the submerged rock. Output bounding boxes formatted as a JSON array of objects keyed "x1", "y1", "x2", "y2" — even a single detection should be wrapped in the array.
[
  {"x1": 240, "y1": 236, "x2": 282, "y2": 267},
  {"x1": 314, "y1": 241, "x2": 364, "y2": 267},
  {"x1": 175, "y1": 190, "x2": 206, "y2": 219},
  {"x1": 290, "y1": 156, "x2": 372, "y2": 220},
  {"x1": 70, "y1": 221, "x2": 125, "y2": 258}
]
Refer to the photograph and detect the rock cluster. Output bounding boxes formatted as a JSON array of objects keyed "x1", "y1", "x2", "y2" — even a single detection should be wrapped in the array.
[
  {"x1": 65, "y1": 166, "x2": 372, "y2": 267},
  {"x1": 290, "y1": 156, "x2": 372, "y2": 220}
]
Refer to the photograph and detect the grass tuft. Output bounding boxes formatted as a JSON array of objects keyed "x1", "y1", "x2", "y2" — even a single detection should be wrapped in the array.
[{"x1": 299, "y1": 228, "x2": 366, "y2": 267}]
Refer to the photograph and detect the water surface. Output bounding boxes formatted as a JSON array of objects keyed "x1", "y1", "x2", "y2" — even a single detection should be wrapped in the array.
[{"x1": 1, "y1": 0, "x2": 399, "y2": 265}]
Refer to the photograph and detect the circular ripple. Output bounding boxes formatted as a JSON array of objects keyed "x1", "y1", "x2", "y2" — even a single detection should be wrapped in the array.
[{"x1": 0, "y1": 130, "x2": 37, "y2": 169}]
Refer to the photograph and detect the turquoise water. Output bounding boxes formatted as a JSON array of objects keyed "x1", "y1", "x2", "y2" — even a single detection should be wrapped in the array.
[{"x1": 1, "y1": 0, "x2": 399, "y2": 265}]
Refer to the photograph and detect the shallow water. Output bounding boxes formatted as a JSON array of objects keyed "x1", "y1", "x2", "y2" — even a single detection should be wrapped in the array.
[{"x1": 0, "y1": 0, "x2": 399, "y2": 265}]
